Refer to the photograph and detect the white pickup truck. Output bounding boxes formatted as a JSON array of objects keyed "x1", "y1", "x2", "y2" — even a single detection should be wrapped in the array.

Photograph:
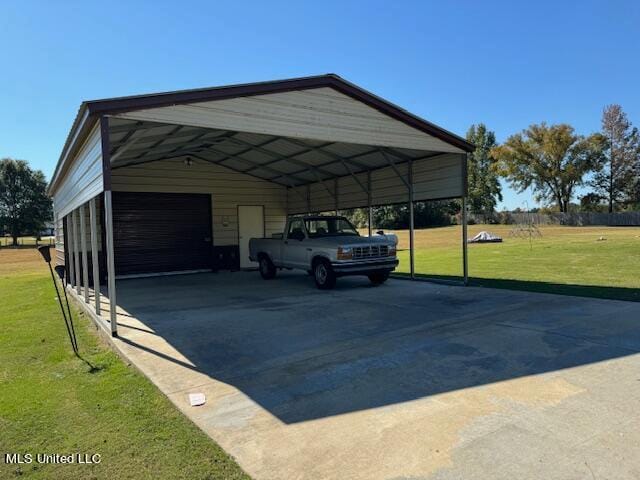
[{"x1": 249, "y1": 215, "x2": 399, "y2": 289}]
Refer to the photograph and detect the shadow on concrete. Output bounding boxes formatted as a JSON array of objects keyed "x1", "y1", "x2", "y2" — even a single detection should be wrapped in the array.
[
  {"x1": 394, "y1": 272, "x2": 640, "y2": 302},
  {"x1": 113, "y1": 271, "x2": 640, "y2": 424}
]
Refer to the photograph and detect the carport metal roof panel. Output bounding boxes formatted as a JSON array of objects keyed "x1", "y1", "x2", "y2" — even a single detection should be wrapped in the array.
[
  {"x1": 106, "y1": 118, "x2": 450, "y2": 188},
  {"x1": 48, "y1": 74, "x2": 473, "y2": 194}
]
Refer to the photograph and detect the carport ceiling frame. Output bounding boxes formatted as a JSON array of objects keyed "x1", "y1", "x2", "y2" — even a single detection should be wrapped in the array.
[{"x1": 108, "y1": 119, "x2": 450, "y2": 191}]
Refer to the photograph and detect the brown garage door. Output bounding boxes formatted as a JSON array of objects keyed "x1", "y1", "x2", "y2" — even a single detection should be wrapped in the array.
[{"x1": 112, "y1": 192, "x2": 212, "y2": 276}]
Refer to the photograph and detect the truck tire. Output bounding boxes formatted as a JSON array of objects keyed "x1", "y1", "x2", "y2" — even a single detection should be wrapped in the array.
[
  {"x1": 313, "y1": 258, "x2": 336, "y2": 290},
  {"x1": 368, "y1": 271, "x2": 389, "y2": 285},
  {"x1": 258, "y1": 254, "x2": 276, "y2": 280}
]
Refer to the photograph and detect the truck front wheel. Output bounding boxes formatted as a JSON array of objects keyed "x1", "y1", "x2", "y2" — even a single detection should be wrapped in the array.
[
  {"x1": 368, "y1": 271, "x2": 389, "y2": 285},
  {"x1": 258, "y1": 255, "x2": 276, "y2": 280},
  {"x1": 313, "y1": 259, "x2": 336, "y2": 290}
]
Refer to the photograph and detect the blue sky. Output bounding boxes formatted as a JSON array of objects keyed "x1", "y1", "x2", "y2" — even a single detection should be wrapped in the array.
[{"x1": 1, "y1": 1, "x2": 638, "y2": 210}]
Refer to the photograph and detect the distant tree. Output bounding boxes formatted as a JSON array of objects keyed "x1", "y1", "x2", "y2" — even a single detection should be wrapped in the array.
[
  {"x1": 465, "y1": 124, "x2": 502, "y2": 215},
  {"x1": 0, "y1": 158, "x2": 52, "y2": 246},
  {"x1": 492, "y1": 123, "x2": 605, "y2": 213},
  {"x1": 589, "y1": 105, "x2": 640, "y2": 212},
  {"x1": 342, "y1": 200, "x2": 459, "y2": 230},
  {"x1": 580, "y1": 192, "x2": 607, "y2": 212}
]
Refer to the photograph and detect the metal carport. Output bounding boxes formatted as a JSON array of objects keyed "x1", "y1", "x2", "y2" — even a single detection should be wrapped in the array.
[{"x1": 47, "y1": 74, "x2": 474, "y2": 337}]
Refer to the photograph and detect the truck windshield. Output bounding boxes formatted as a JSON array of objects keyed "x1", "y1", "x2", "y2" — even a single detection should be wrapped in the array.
[{"x1": 304, "y1": 218, "x2": 360, "y2": 238}]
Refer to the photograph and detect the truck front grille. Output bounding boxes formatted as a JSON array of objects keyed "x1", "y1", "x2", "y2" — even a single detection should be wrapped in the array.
[{"x1": 352, "y1": 245, "x2": 389, "y2": 259}]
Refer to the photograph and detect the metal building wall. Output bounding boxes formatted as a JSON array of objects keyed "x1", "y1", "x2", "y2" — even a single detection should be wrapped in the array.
[
  {"x1": 52, "y1": 124, "x2": 104, "y2": 218},
  {"x1": 286, "y1": 153, "x2": 465, "y2": 213},
  {"x1": 110, "y1": 157, "x2": 288, "y2": 245}
]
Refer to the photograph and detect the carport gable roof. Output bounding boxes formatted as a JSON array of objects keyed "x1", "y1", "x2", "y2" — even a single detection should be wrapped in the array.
[{"x1": 48, "y1": 74, "x2": 474, "y2": 194}]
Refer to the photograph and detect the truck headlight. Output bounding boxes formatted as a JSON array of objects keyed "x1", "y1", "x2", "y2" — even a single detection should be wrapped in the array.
[
  {"x1": 388, "y1": 245, "x2": 396, "y2": 257},
  {"x1": 337, "y1": 246, "x2": 353, "y2": 260}
]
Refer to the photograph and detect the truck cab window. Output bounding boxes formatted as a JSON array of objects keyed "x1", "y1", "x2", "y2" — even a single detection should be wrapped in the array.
[
  {"x1": 287, "y1": 219, "x2": 306, "y2": 240},
  {"x1": 305, "y1": 218, "x2": 359, "y2": 238}
]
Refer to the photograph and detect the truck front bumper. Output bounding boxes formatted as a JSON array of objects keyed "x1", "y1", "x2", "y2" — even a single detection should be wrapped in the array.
[{"x1": 331, "y1": 258, "x2": 399, "y2": 276}]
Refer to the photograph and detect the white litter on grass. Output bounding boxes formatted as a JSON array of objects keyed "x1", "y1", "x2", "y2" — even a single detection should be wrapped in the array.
[
  {"x1": 188, "y1": 392, "x2": 206, "y2": 406},
  {"x1": 467, "y1": 231, "x2": 503, "y2": 243}
]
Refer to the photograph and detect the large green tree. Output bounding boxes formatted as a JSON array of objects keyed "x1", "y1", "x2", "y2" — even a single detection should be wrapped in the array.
[
  {"x1": 492, "y1": 123, "x2": 605, "y2": 213},
  {"x1": 0, "y1": 158, "x2": 52, "y2": 245},
  {"x1": 590, "y1": 104, "x2": 640, "y2": 212},
  {"x1": 465, "y1": 124, "x2": 502, "y2": 215}
]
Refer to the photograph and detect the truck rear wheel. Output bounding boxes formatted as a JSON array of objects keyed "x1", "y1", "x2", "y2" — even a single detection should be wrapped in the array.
[
  {"x1": 258, "y1": 255, "x2": 276, "y2": 280},
  {"x1": 313, "y1": 259, "x2": 336, "y2": 290}
]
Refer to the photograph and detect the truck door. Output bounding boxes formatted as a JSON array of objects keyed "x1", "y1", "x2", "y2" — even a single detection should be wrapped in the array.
[{"x1": 283, "y1": 218, "x2": 309, "y2": 268}]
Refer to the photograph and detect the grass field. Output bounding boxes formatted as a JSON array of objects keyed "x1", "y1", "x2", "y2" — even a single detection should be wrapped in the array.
[
  {"x1": 0, "y1": 249, "x2": 249, "y2": 480},
  {"x1": 390, "y1": 224, "x2": 640, "y2": 301},
  {"x1": 0, "y1": 236, "x2": 55, "y2": 247}
]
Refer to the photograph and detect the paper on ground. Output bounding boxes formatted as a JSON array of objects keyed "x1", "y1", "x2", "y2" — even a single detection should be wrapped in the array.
[{"x1": 189, "y1": 392, "x2": 206, "y2": 406}]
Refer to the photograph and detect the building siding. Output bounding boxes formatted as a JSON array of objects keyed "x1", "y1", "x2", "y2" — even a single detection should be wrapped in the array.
[
  {"x1": 110, "y1": 158, "x2": 288, "y2": 245},
  {"x1": 286, "y1": 153, "x2": 465, "y2": 213},
  {"x1": 52, "y1": 124, "x2": 104, "y2": 218},
  {"x1": 115, "y1": 88, "x2": 464, "y2": 153}
]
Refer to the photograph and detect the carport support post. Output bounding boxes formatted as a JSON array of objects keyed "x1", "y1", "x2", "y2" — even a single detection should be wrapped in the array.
[
  {"x1": 367, "y1": 171, "x2": 373, "y2": 236},
  {"x1": 462, "y1": 152, "x2": 469, "y2": 286},
  {"x1": 79, "y1": 204, "x2": 90, "y2": 303},
  {"x1": 408, "y1": 160, "x2": 415, "y2": 279},
  {"x1": 67, "y1": 214, "x2": 76, "y2": 288},
  {"x1": 101, "y1": 116, "x2": 118, "y2": 337},
  {"x1": 462, "y1": 196, "x2": 468, "y2": 285},
  {"x1": 89, "y1": 197, "x2": 101, "y2": 315},
  {"x1": 72, "y1": 209, "x2": 81, "y2": 295}
]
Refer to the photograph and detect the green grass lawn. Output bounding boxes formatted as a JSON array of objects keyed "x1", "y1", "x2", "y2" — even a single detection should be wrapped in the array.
[
  {"x1": 392, "y1": 224, "x2": 640, "y2": 301},
  {"x1": 0, "y1": 249, "x2": 249, "y2": 480}
]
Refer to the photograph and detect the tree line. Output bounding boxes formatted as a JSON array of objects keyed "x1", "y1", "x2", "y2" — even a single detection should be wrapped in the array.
[
  {"x1": 0, "y1": 159, "x2": 52, "y2": 246},
  {"x1": 346, "y1": 104, "x2": 640, "y2": 229}
]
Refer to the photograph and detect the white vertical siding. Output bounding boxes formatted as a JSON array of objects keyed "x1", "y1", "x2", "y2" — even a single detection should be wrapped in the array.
[
  {"x1": 110, "y1": 158, "x2": 288, "y2": 244},
  {"x1": 115, "y1": 88, "x2": 464, "y2": 153},
  {"x1": 411, "y1": 153, "x2": 465, "y2": 201},
  {"x1": 52, "y1": 124, "x2": 104, "y2": 218},
  {"x1": 286, "y1": 153, "x2": 464, "y2": 213}
]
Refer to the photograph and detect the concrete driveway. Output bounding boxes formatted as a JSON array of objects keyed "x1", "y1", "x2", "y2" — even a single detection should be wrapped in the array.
[{"x1": 106, "y1": 271, "x2": 640, "y2": 480}]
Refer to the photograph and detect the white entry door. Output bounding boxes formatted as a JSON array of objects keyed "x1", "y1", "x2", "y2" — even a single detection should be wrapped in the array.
[{"x1": 238, "y1": 205, "x2": 265, "y2": 269}]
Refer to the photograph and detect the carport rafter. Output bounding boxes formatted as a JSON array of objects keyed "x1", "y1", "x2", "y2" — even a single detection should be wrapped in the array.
[
  {"x1": 380, "y1": 149, "x2": 411, "y2": 190},
  {"x1": 131, "y1": 125, "x2": 184, "y2": 160},
  {"x1": 228, "y1": 137, "x2": 340, "y2": 181},
  {"x1": 111, "y1": 131, "x2": 239, "y2": 169},
  {"x1": 111, "y1": 130, "x2": 215, "y2": 162},
  {"x1": 196, "y1": 145, "x2": 310, "y2": 186},
  {"x1": 110, "y1": 125, "x2": 211, "y2": 150},
  {"x1": 282, "y1": 137, "x2": 372, "y2": 171},
  {"x1": 241, "y1": 141, "x2": 337, "y2": 174}
]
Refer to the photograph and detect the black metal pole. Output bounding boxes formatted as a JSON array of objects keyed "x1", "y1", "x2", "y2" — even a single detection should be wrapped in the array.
[
  {"x1": 59, "y1": 275, "x2": 78, "y2": 352},
  {"x1": 47, "y1": 263, "x2": 78, "y2": 355}
]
